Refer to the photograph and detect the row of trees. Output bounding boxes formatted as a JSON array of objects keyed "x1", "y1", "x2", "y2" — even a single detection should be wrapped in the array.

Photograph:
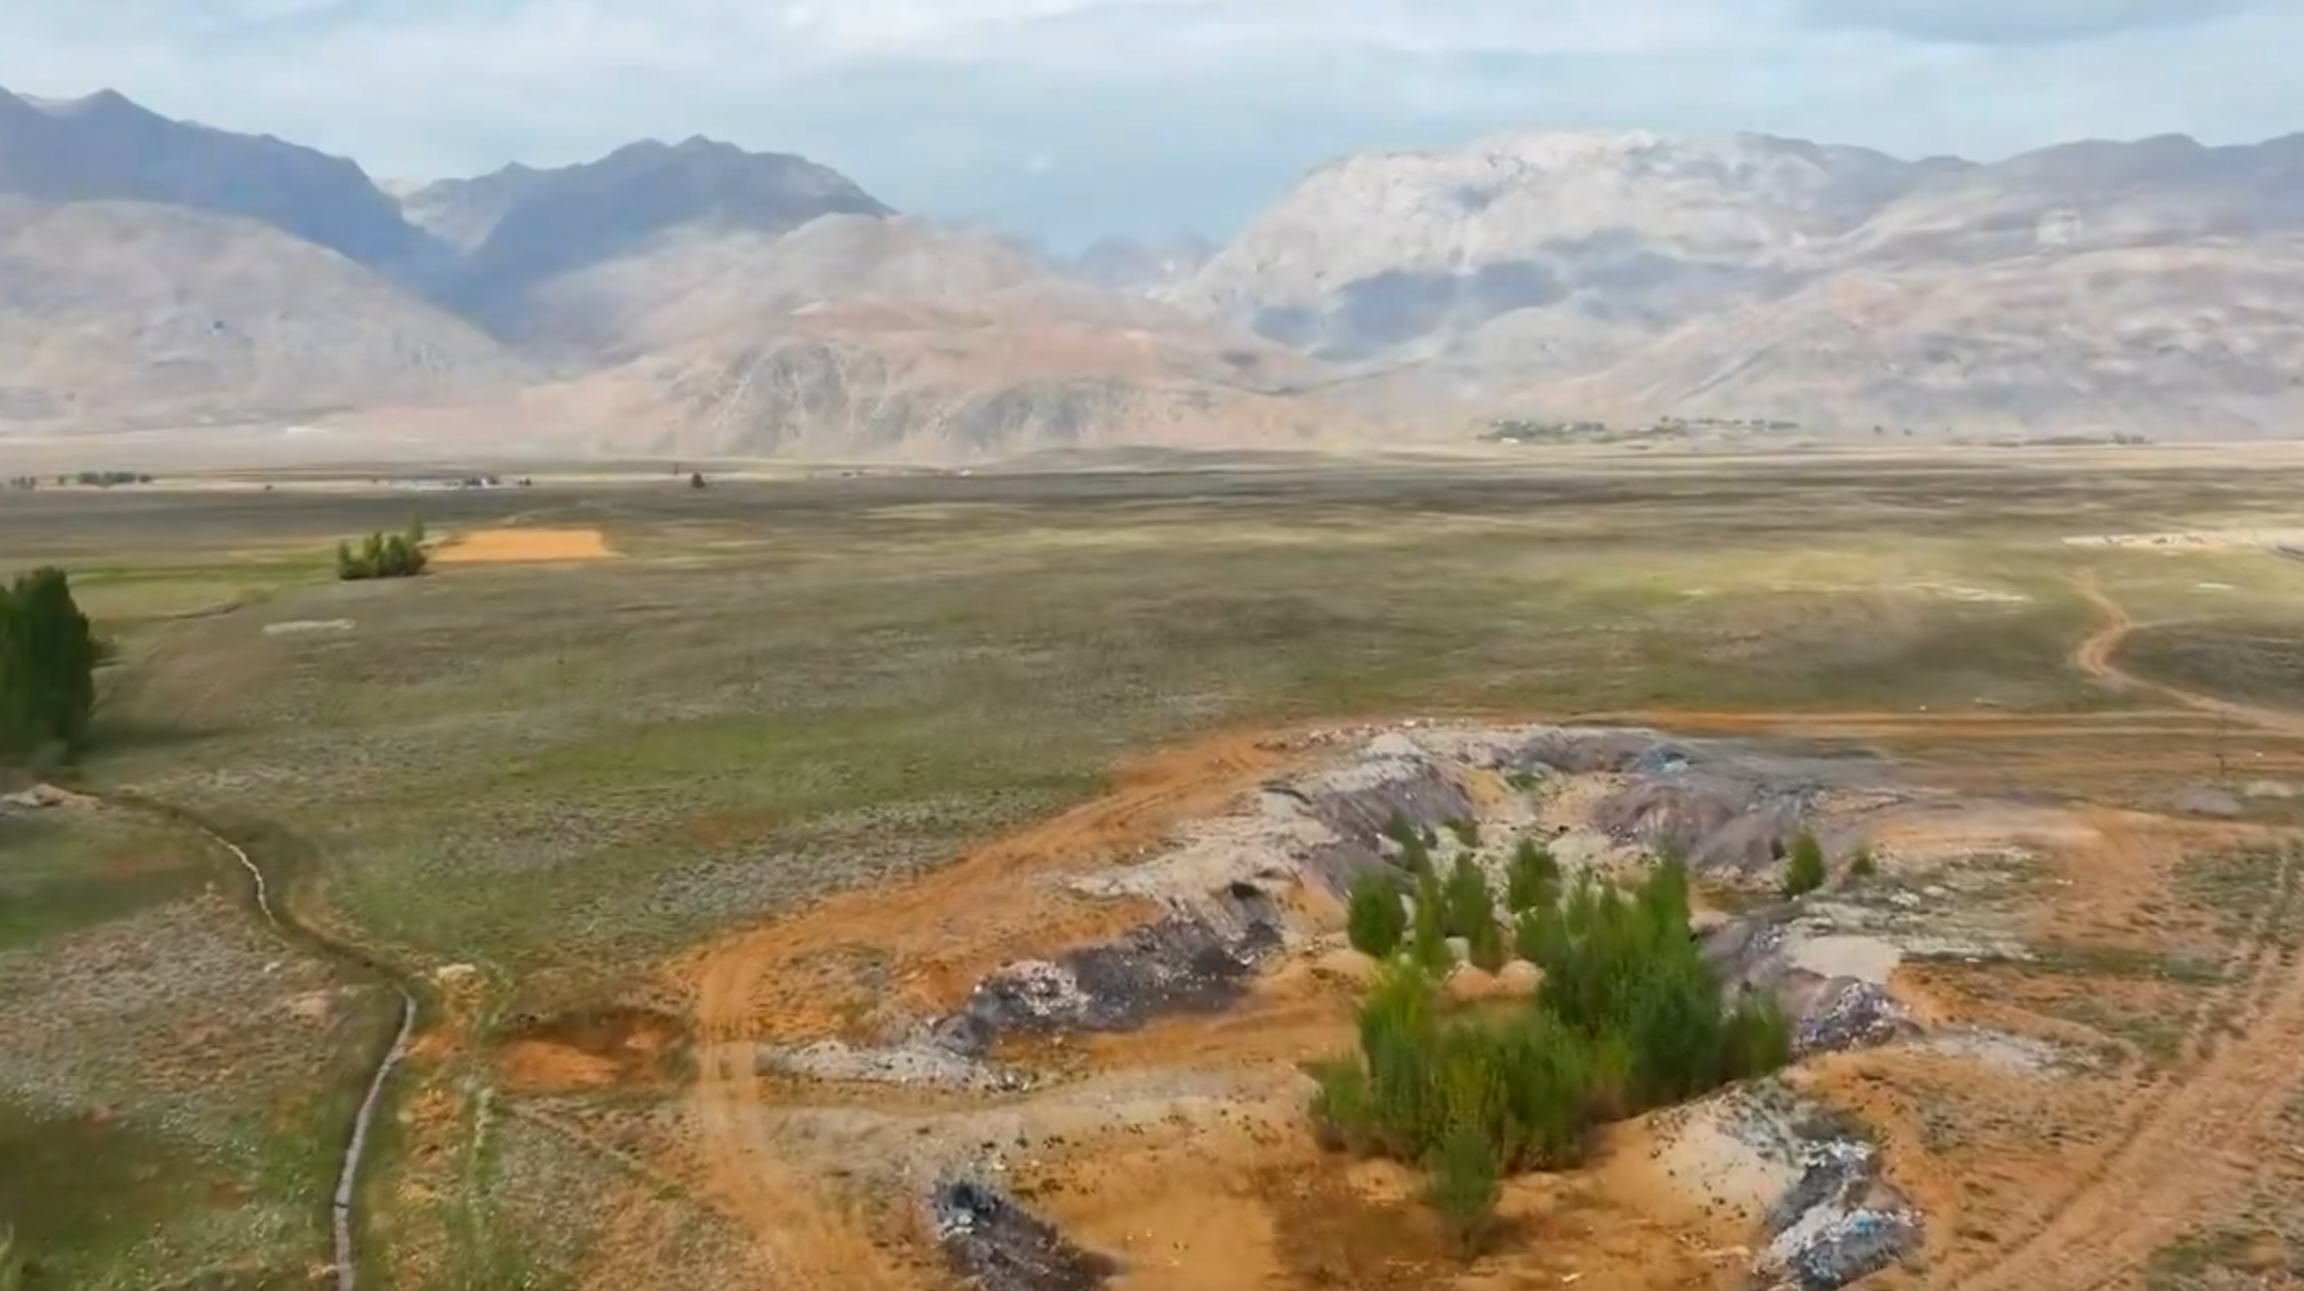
[
  {"x1": 1318, "y1": 846, "x2": 1793, "y2": 1253},
  {"x1": 0, "y1": 568, "x2": 101, "y2": 764},
  {"x1": 5, "y1": 471, "x2": 154, "y2": 490},
  {"x1": 336, "y1": 516, "x2": 428, "y2": 581}
]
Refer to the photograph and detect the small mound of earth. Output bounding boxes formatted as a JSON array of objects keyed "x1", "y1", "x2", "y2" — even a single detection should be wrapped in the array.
[
  {"x1": 1653, "y1": 1085, "x2": 1920, "y2": 1291},
  {"x1": 932, "y1": 886, "x2": 1286, "y2": 1057},
  {"x1": 1761, "y1": 1137, "x2": 1918, "y2": 1290},
  {"x1": 929, "y1": 1178, "x2": 1120, "y2": 1291}
]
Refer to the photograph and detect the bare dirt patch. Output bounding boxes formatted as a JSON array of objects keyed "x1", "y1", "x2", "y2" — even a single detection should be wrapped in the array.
[
  {"x1": 499, "y1": 1007, "x2": 686, "y2": 1096},
  {"x1": 578, "y1": 695, "x2": 2304, "y2": 1291},
  {"x1": 433, "y1": 527, "x2": 615, "y2": 564}
]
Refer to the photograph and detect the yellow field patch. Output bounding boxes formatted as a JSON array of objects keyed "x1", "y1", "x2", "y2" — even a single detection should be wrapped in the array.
[{"x1": 433, "y1": 528, "x2": 615, "y2": 564}]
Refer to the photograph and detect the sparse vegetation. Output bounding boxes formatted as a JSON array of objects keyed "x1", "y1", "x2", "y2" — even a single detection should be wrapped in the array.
[
  {"x1": 1445, "y1": 817, "x2": 1480, "y2": 847},
  {"x1": 1849, "y1": 845, "x2": 1878, "y2": 879},
  {"x1": 1345, "y1": 871, "x2": 1407, "y2": 958},
  {"x1": 1784, "y1": 829, "x2": 1827, "y2": 897},
  {"x1": 7, "y1": 455, "x2": 2273, "y2": 1290}
]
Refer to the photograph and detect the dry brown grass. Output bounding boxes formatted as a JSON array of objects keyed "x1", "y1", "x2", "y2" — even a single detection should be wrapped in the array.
[{"x1": 433, "y1": 527, "x2": 615, "y2": 564}]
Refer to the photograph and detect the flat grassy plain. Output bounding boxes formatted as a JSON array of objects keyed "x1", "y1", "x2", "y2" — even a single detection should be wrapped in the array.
[{"x1": 6, "y1": 448, "x2": 2304, "y2": 1289}]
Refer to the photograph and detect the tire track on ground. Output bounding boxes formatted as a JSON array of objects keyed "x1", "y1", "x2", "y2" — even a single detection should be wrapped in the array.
[
  {"x1": 1948, "y1": 848, "x2": 2304, "y2": 1291},
  {"x1": 1939, "y1": 578, "x2": 2304, "y2": 1291}
]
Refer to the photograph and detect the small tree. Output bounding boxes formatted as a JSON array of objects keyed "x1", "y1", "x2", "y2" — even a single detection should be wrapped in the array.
[
  {"x1": 1410, "y1": 868, "x2": 1453, "y2": 972},
  {"x1": 1443, "y1": 856, "x2": 1505, "y2": 970},
  {"x1": 0, "y1": 567, "x2": 100, "y2": 762},
  {"x1": 1345, "y1": 872, "x2": 1407, "y2": 958},
  {"x1": 1784, "y1": 830, "x2": 1827, "y2": 897},
  {"x1": 1425, "y1": 1125, "x2": 1501, "y2": 1257},
  {"x1": 336, "y1": 528, "x2": 429, "y2": 580},
  {"x1": 1505, "y1": 838, "x2": 1561, "y2": 913}
]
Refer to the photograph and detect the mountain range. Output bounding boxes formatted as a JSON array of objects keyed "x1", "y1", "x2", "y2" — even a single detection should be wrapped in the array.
[{"x1": 4, "y1": 84, "x2": 2301, "y2": 457}]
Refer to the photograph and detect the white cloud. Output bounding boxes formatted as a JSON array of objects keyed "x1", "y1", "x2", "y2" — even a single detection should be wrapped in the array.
[{"x1": 1, "y1": 0, "x2": 2297, "y2": 243}]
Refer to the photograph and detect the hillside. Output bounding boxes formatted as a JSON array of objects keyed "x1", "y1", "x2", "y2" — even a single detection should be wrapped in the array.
[
  {"x1": 0, "y1": 196, "x2": 530, "y2": 430},
  {"x1": 0, "y1": 85, "x2": 1306, "y2": 455},
  {"x1": 446, "y1": 137, "x2": 894, "y2": 324},
  {"x1": 8, "y1": 77, "x2": 2304, "y2": 452},
  {"x1": 0, "y1": 87, "x2": 443, "y2": 275},
  {"x1": 1174, "y1": 130, "x2": 2304, "y2": 436},
  {"x1": 351, "y1": 213, "x2": 1338, "y2": 459}
]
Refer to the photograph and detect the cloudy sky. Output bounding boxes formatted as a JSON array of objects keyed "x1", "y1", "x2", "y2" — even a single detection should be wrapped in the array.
[{"x1": 1, "y1": 0, "x2": 2296, "y2": 244}]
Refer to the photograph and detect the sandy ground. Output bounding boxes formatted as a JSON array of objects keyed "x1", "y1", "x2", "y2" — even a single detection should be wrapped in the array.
[{"x1": 432, "y1": 527, "x2": 615, "y2": 564}]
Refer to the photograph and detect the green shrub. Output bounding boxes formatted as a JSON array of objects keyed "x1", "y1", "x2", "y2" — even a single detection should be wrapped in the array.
[
  {"x1": 1446, "y1": 817, "x2": 1481, "y2": 847},
  {"x1": 1345, "y1": 872, "x2": 1407, "y2": 958},
  {"x1": 1440, "y1": 856, "x2": 1489, "y2": 938},
  {"x1": 1308, "y1": 1057, "x2": 1375, "y2": 1152},
  {"x1": 1385, "y1": 810, "x2": 1434, "y2": 875},
  {"x1": 1382, "y1": 810, "x2": 1420, "y2": 849},
  {"x1": 1784, "y1": 830, "x2": 1827, "y2": 897},
  {"x1": 1440, "y1": 855, "x2": 1506, "y2": 970},
  {"x1": 1307, "y1": 856, "x2": 1794, "y2": 1233},
  {"x1": 0, "y1": 567, "x2": 100, "y2": 763},
  {"x1": 1410, "y1": 867, "x2": 1453, "y2": 972},
  {"x1": 336, "y1": 526, "x2": 429, "y2": 581},
  {"x1": 1848, "y1": 846, "x2": 1878, "y2": 879},
  {"x1": 1425, "y1": 1125, "x2": 1501, "y2": 1257},
  {"x1": 1505, "y1": 838, "x2": 1562, "y2": 913},
  {"x1": 1722, "y1": 991, "x2": 1795, "y2": 1079}
]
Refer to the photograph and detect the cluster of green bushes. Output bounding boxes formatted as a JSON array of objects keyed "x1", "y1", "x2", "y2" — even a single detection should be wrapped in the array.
[
  {"x1": 0, "y1": 568, "x2": 101, "y2": 766},
  {"x1": 336, "y1": 517, "x2": 429, "y2": 581},
  {"x1": 1317, "y1": 850, "x2": 1791, "y2": 1253},
  {"x1": 1349, "y1": 822, "x2": 1563, "y2": 971}
]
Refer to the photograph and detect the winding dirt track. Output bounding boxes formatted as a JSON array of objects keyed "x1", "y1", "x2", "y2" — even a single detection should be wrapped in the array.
[
  {"x1": 674, "y1": 574, "x2": 2304, "y2": 1291},
  {"x1": 2073, "y1": 570, "x2": 2304, "y2": 738}
]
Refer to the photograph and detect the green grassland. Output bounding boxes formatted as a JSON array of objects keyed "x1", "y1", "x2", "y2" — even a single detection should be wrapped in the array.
[{"x1": 5, "y1": 450, "x2": 2304, "y2": 1288}]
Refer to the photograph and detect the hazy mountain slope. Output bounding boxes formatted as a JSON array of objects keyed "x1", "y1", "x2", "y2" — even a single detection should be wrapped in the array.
[
  {"x1": 1062, "y1": 233, "x2": 1216, "y2": 290},
  {"x1": 1177, "y1": 129, "x2": 2304, "y2": 435},
  {"x1": 413, "y1": 211, "x2": 1335, "y2": 458},
  {"x1": 451, "y1": 137, "x2": 893, "y2": 316},
  {"x1": 394, "y1": 162, "x2": 551, "y2": 252},
  {"x1": 0, "y1": 85, "x2": 442, "y2": 274},
  {"x1": 1175, "y1": 131, "x2": 1952, "y2": 358},
  {"x1": 0, "y1": 196, "x2": 529, "y2": 429}
]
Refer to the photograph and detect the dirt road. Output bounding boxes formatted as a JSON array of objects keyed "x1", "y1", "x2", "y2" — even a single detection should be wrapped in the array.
[{"x1": 2073, "y1": 570, "x2": 2304, "y2": 738}]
